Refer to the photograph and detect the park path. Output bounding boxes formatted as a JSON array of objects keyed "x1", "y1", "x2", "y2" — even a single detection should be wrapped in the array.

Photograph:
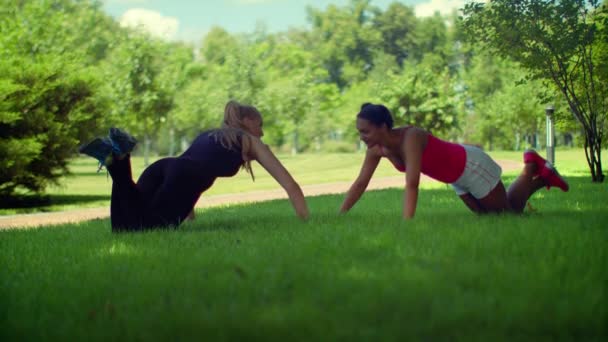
[{"x1": 0, "y1": 160, "x2": 520, "y2": 230}]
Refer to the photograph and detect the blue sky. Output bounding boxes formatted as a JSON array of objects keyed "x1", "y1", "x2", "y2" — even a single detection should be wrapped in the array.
[{"x1": 101, "y1": 0, "x2": 466, "y2": 43}]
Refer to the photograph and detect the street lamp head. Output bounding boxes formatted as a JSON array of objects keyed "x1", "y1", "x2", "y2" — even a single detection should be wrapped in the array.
[{"x1": 545, "y1": 105, "x2": 555, "y2": 116}]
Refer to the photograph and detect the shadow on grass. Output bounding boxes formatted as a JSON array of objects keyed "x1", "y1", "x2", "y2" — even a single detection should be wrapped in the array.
[
  {"x1": 67, "y1": 170, "x2": 111, "y2": 177},
  {"x1": 0, "y1": 194, "x2": 110, "y2": 210},
  {"x1": 49, "y1": 194, "x2": 111, "y2": 205}
]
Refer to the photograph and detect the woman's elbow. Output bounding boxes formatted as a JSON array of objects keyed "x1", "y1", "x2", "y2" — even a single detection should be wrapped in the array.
[{"x1": 284, "y1": 180, "x2": 303, "y2": 196}]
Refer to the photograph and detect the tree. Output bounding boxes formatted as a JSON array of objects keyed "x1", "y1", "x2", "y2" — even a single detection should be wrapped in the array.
[
  {"x1": 106, "y1": 32, "x2": 174, "y2": 165},
  {"x1": 0, "y1": 0, "x2": 114, "y2": 199},
  {"x1": 171, "y1": 66, "x2": 229, "y2": 143},
  {"x1": 156, "y1": 42, "x2": 196, "y2": 155},
  {"x1": 256, "y1": 41, "x2": 339, "y2": 153},
  {"x1": 1, "y1": 0, "x2": 119, "y2": 64},
  {"x1": 306, "y1": 0, "x2": 380, "y2": 89},
  {"x1": 0, "y1": 56, "x2": 108, "y2": 197},
  {"x1": 412, "y1": 13, "x2": 449, "y2": 63},
  {"x1": 173, "y1": 33, "x2": 268, "y2": 147},
  {"x1": 371, "y1": 2, "x2": 418, "y2": 66},
  {"x1": 463, "y1": 0, "x2": 608, "y2": 182},
  {"x1": 462, "y1": 51, "x2": 548, "y2": 150},
  {"x1": 378, "y1": 58, "x2": 459, "y2": 138},
  {"x1": 200, "y1": 26, "x2": 239, "y2": 65}
]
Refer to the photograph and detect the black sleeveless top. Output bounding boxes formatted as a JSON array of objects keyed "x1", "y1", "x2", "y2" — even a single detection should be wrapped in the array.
[{"x1": 179, "y1": 130, "x2": 244, "y2": 178}]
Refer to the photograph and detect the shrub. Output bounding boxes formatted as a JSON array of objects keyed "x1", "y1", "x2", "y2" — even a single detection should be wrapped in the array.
[{"x1": 0, "y1": 56, "x2": 107, "y2": 197}]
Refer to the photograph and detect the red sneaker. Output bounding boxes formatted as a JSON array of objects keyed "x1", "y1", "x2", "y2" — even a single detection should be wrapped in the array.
[
  {"x1": 523, "y1": 149, "x2": 545, "y2": 176},
  {"x1": 539, "y1": 161, "x2": 569, "y2": 192}
]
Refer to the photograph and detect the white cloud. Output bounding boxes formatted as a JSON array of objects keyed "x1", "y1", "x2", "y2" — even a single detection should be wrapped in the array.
[
  {"x1": 415, "y1": 0, "x2": 466, "y2": 17},
  {"x1": 119, "y1": 8, "x2": 179, "y2": 40}
]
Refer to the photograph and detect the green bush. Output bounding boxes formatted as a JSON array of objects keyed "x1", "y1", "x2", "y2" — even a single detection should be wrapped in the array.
[{"x1": 0, "y1": 56, "x2": 108, "y2": 197}]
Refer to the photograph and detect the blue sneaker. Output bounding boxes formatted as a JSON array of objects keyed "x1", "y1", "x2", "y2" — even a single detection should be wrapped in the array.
[
  {"x1": 109, "y1": 128, "x2": 137, "y2": 155},
  {"x1": 79, "y1": 137, "x2": 113, "y2": 171}
]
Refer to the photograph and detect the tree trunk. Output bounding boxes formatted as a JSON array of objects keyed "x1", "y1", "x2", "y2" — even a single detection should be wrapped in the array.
[
  {"x1": 488, "y1": 131, "x2": 493, "y2": 151},
  {"x1": 291, "y1": 130, "x2": 298, "y2": 156},
  {"x1": 583, "y1": 130, "x2": 604, "y2": 182},
  {"x1": 169, "y1": 128, "x2": 175, "y2": 156}
]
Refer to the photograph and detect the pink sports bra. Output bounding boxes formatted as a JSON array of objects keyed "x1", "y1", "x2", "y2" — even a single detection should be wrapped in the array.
[{"x1": 382, "y1": 132, "x2": 466, "y2": 184}]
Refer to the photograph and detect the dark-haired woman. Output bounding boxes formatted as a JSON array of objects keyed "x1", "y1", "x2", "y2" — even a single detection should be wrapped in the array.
[
  {"x1": 79, "y1": 100, "x2": 309, "y2": 231},
  {"x1": 339, "y1": 103, "x2": 569, "y2": 219}
]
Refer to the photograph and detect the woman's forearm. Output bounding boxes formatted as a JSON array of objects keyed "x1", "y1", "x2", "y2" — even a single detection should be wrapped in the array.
[
  {"x1": 340, "y1": 183, "x2": 366, "y2": 213},
  {"x1": 286, "y1": 182, "x2": 309, "y2": 219},
  {"x1": 403, "y1": 186, "x2": 419, "y2": 219}
]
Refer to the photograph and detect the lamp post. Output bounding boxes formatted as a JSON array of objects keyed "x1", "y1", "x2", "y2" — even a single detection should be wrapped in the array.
[{"x1": 545, "y1": 105, "x2": 555, "y2": 165}]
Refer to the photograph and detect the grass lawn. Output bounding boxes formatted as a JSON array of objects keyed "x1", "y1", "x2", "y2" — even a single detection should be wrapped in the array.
[{"x1": 1, "y1": 159, "x2": 606, "y2": 339}]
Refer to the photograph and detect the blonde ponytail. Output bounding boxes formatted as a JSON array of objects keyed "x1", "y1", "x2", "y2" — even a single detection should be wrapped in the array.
[
  {"x1": 223, "y1": 100, "x2": 260, "y2": 130},
  {"x1": 212, "y1": 100, "x2": 262, "y2": 180}
]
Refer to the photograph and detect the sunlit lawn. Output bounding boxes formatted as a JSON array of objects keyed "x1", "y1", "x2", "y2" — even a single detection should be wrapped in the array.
[
  {"x1": 1, "y1": 170, "x2": 606, "y2": 340},
  {"x1": 1, "y1": 148, "x2": 594, "y2": 215}
]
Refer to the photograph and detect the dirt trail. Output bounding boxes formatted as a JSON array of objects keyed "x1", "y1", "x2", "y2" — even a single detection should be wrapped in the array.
[{"x1": 0, "y1": 160, "x2": 520, "y2": 230}]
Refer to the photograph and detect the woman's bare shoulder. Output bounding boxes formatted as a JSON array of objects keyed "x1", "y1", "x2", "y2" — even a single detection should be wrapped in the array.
[{"x1": 400, "y1": 126, "x2": 430, "y2": 139}]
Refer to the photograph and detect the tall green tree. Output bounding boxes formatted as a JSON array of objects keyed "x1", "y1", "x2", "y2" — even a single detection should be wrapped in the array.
[
  {"x1": 257, "y1": 41, "x2": 338, "y2": 153},
  {"x1": 412, "y1": 13, "x2": 449, "y2": 63},
  {"x1": 463, "y1": 52, "x2": 547, "y2": 150},
  {"x1": 107, "y1": 32, "x2": 173, "y2": 165},
  {"x1": 171, "y1": 65, "x2": 228, "y2": 142},
  {"x1": 463, "y1": 0, "x2": 608, "y2": 182},
  {"x1": 156, "y1": 42, "x2": 196, "y2": 155},
  {"x1": 173, "y1": 33, "x2": 267, "y2": 145},
  {"x1": 200, "y1": 26, "x2": 239, "y2": 65},
  {"x1": 371, "y1": 2, "x2": 418, "y2": 66},
  {"x1": 306, "y1": 0, "x2": 380, "y2": 89},
  {"x1": 1, "y1": 0, "x2": 119, "y2": 64},
  {"x1": 378, "y1": 58, "x2": 458, "y2": 137}
]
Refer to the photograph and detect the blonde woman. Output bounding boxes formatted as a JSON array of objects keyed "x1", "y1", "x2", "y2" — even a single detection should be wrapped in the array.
[{"x1": 79, "y1": 100, "x2": 309, "y2": 232}]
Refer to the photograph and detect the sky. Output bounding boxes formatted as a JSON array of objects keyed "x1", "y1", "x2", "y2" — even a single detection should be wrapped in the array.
[{"x1": 101, "y1": 0, "x2": 467, "y2": 43}]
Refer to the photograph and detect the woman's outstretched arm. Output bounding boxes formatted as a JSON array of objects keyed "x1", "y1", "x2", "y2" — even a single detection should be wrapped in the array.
[
  {"x1": 248, "y1": 137, "x2": 309, "y2": 220},
  {"x1": 339, "y1": 148, "x2": 381, "y2": 214},
  {"x1": 401, "y1": 128, "x2": 426, "y2": 219}
]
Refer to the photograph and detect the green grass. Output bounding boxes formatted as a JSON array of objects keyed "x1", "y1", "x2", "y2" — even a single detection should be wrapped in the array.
[
  {"x1": 1, "y1": 172, "x2": 606, "y2": 340},
  {"x1": 1, "y1": 149, "x2": 597, "y2": 215}
]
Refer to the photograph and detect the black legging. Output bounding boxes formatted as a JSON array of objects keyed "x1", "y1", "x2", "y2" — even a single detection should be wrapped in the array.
[
  {"x1": 107, "y1": 156, "x2": 214, "y2": 232},
  {"x1": 106, "y1": 130, "x2": 243, "y2": 232}
]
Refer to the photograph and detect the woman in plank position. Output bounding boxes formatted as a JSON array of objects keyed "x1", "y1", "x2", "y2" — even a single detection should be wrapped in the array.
[
  {"x1": 80, "y1": 100, "x2": 309, "y2": 231},
  {"x1": 340, "y1": 103, "x2": 569, "y2": 219}
]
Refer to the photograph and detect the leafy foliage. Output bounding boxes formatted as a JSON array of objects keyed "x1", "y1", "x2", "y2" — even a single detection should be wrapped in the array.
[
  {"x1": 462, "y1": 0, "x2": 608, "y2": 181},
  {"x1": 461, "y1": 51, "x2": 548, "y2": 150},
  {"x1": 3, "y1": 0, "x2": 604, "y2": 199},
  {"x1": 0, "y1": 56, "x2": 107, "y2": 196}
]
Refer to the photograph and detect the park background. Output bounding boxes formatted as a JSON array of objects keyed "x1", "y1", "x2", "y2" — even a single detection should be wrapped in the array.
[
  {"x1": 1, "y1": 0, "x2": 606, "y2": 208},
  {"x1": 0, "y1": 0, "x2": 607, "y2": 340}
]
